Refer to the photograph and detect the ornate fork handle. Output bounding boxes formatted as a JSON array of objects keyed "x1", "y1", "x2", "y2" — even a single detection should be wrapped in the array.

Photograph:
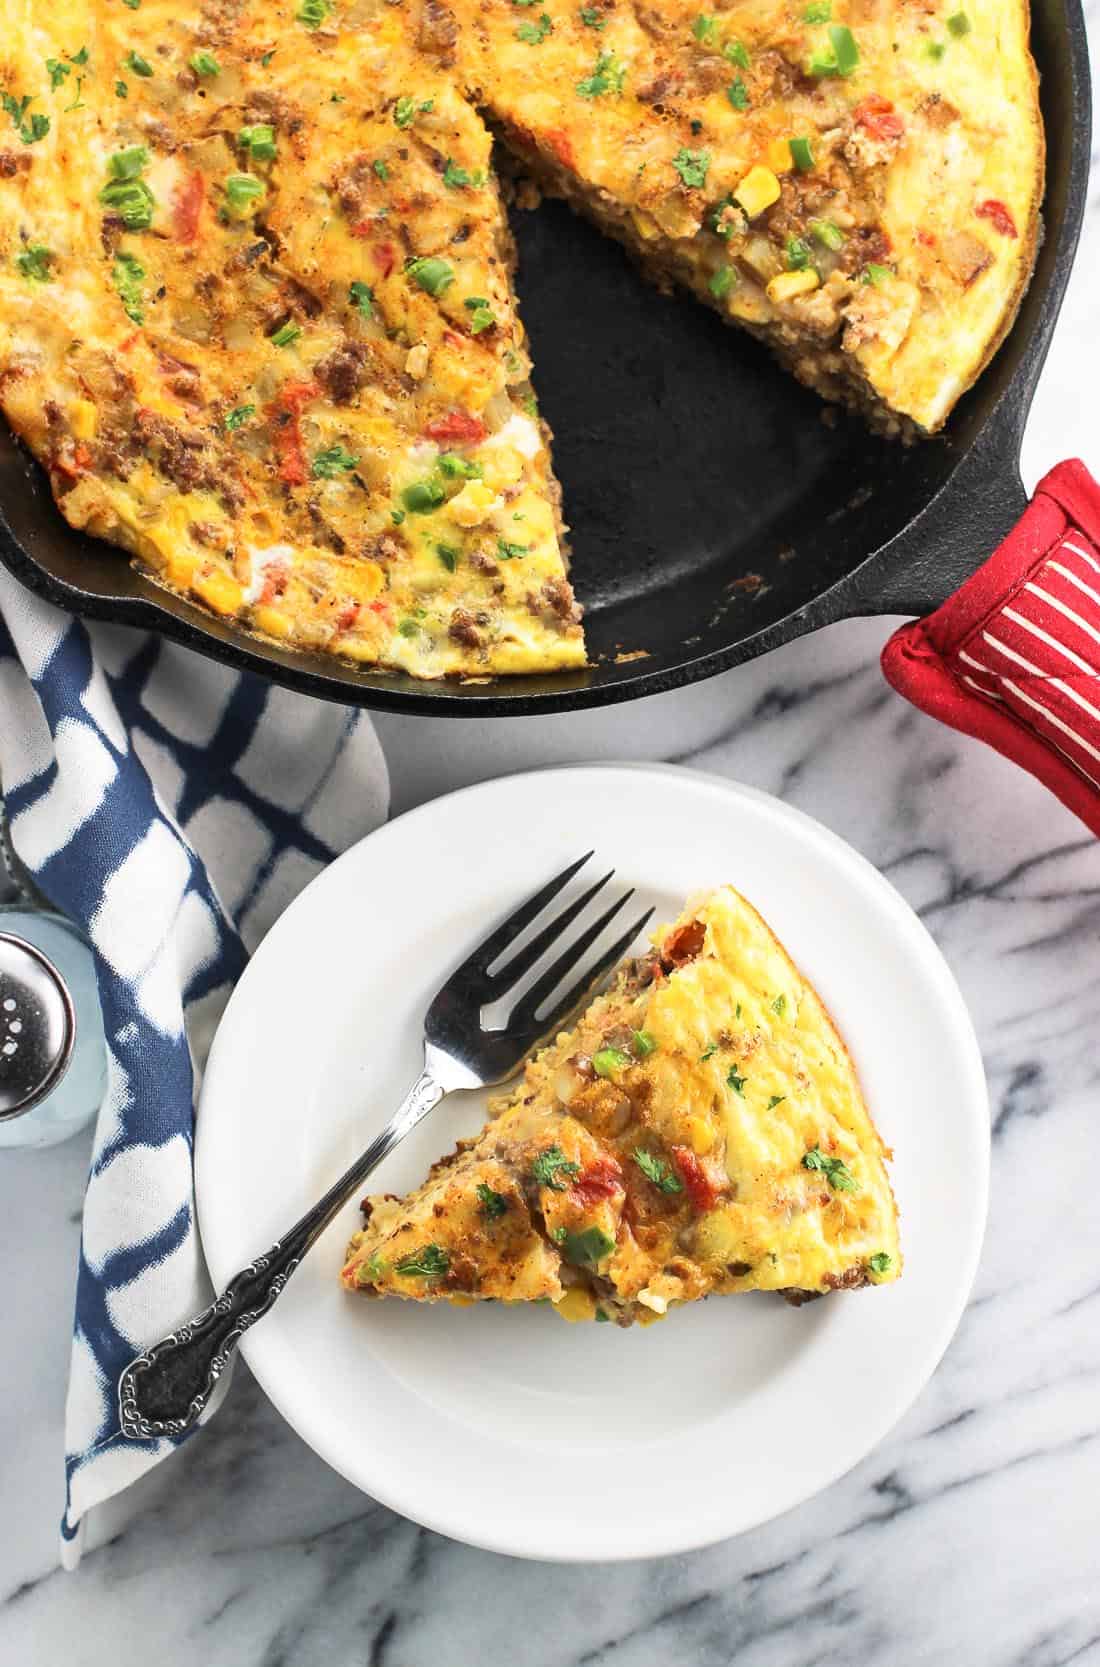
[{"x1": 118, "y1": 1066, "x2": 445, "y2": 1440}]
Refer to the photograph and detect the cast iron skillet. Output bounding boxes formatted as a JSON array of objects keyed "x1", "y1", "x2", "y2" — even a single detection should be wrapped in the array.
[{"x1": 0, "y1": 0, "x2": 1090, "y2": 718}]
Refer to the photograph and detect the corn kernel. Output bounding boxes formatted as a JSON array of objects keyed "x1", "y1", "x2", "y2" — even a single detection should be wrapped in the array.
[
  {"x1": 70, "y1": 398, "x2": 97, "y2": 440},
  {"x1": 767, "y1": 268, "x2": 821, "y2": 303},
  {"x1": 252, "y1": 603, "x2": 293, "y2": 639},
  {"x1": 193, "y1": 568, "x2": 244, "y2": 616},
  {"x1": 733, "y1": 165, "x2": 782, "y2": 219},
  {"x1": 766, "y1": 138, "x2": 793, "y2": 174},
  {"x1": 554, "y1": 1285, "x2": 598, "y2": 1323}
]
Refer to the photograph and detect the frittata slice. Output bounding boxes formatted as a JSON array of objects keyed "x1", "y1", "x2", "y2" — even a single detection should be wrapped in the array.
[
  {"x1": 342, "y1": 885, "x2": 901, "y2": 1324},
  {"x1": 0, "y1": 0, "x2": 584, "y2": 677}
]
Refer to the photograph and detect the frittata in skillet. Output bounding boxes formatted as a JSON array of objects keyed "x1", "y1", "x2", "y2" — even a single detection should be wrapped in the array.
[
  {"x1": 0, "y1": 0, "x2": 1041, "y2": 677},
  {"x1": 342, "y1": 885, "x2": 901, "y2": 1323}
]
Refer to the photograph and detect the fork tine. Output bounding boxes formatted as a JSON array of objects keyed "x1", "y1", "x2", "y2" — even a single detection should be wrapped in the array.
[
  {"x1": 525, "y1": 906, "x2": 656, "y2": 1037},
  {"x1": 510, "y1": 891, "x2": 651, "y2": 1029},
  {"x1": 453, "y1": 852, "x2": 595, "y2": 981},
  {"x1": 486, "y1": 868, "x2": 615, "y2": 992}
]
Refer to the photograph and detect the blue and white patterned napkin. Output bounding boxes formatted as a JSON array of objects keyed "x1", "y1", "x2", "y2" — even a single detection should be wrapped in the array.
[{"x1": 0, "y1": 569, "x2": 388, "y2": 1565}]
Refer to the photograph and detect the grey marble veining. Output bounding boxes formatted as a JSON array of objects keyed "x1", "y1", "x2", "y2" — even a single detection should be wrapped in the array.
[{"x1": 3, "y1": 28, "x2": 1100, "y2": 1659}]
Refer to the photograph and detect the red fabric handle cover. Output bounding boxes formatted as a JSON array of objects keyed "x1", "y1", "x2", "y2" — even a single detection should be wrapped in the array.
[{"x1": 882, "y1": 459, "x2": 1100, "y2": 836}]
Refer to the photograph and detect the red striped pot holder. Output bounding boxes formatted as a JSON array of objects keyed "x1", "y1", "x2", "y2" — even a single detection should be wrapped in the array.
[{"x1": 882, "y1": 459, "x2": 1100, "y2": 835}]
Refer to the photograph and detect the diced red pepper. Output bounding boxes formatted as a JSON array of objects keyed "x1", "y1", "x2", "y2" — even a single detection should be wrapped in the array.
[
  {"x1": 917, "y1": 228, "x2": 937, "y2": 248},
  {"x1": 424, "y1": 410, "x2": 488, "y2": 445},
  {"x1": 256, "y1": 564, "x2": 289, "y2": 606},
  {"x1": 266, "y1": 380, "x2": 321, "y2": 489},
  {"x1": 173, "y1": 171, "x2": 205, "y2": 245},
  {"x1": 854, "y1": 95, "x2": 905, "y2": 142},
  {"x1": 374, "y1": 240, "x2": 397, "y2": 276},
  {"x1": 661, "y1": 918, "x2": 706, "y2": 969},
  {"x1": 976, "y1": 198, "x2": 1018, "y2": 238},
  {"x1": 670, "y1": 1146, "x2": 722, "y2": 1212},
  {"x1": 335, "y1": 601, "x2": 361, "y2": 632},
  {"x1": 545, "y1": 127, "x2": 576, "y2": 170},
  {"x1": 570, "y1": 1155, "x2": 624, "y2": 1207}
]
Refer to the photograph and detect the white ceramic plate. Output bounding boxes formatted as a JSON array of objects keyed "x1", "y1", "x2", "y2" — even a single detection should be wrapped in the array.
[{"x1": 196, "y1": 764, "x2": 988, "y2": 1561}]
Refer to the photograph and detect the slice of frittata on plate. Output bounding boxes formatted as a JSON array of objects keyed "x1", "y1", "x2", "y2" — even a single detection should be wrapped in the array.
[{"x1": 342, "y1": 885, "x2": 900, "y2": 1324}]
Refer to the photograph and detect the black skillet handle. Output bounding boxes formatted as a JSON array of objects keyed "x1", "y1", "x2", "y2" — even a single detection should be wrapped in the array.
[{"x1": 841, "y1": 410, "x2": 1030, "y2": 621}]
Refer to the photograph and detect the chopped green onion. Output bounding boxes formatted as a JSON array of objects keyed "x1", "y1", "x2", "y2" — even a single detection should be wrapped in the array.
[
  {"x1": 727, "y1": 77, "x2": 749, "y2": 110},
  {"x1": 402, "y1": 476, "x2": 445, "y2": 513},
  {"x1": 786, "y1": 236, "x2": 812, "y2": 269},
  {"x1": 723, "y1": 39, "x2": 749, "y2": 66},
  {"x1": 631, "y1": 1029, "x2": 657, "y2": 1057},
  {"x1": 225, "y1": 405, "x2": 255, "y2": 431},
  {"x1": 946, "y1": 10, "x2": 971, "y2": 33},
  {"x1": 810, "y1": 218, "x2": 845, "y2": 250},
  {"x1": 789, "y1": 136, "x2": 815, "y2": 171},
  {"x1": 463, "y1": 295, "x2": 495, "y2": 333},
  {"x1": 593, "y1": 1047, "x2": 631, "y2": 1077},
  {"x1": 436, "y1": 543, "x2": 459, "y2": 572},
  {"x1": 107, "y1": 144, "x2": 148, "y2": 180},
  {"x1": 115, "y1": 80, "x2": 128, "y2": 97},
  {"x1": 189, "y1": 51, "x2": 220, "y2": 76},
  {"x1": 348, "y1": 279, "x2": 374, "y2": 317},
  {"x1": 397, "y1": 618, "x2": 420, "y2": 637},
  {"x1": 297, "y1": 0, "x2": 330, "y2": 26},
  {"x1": 100, "y1": 176, "x2": 155, "y2": 230},
  {"x1": 438, "y1": 452, "x2": 483, "y2": 480},
  {"x1": 515, "y1": 12, "x2": 553, "y2": 42},
  {"x1": 868, "y1": 1251, "x2": 892, "y2": 1275},
  {"x1": 708, "y1": 263, "x2": 736, "y2": 299},
  {"x1": 225, "y1": 172, "x2": 264, "y2": 213},
  {"x1": 270, "y1": 321, "x2": 301, "y2": 347},
  {"x1": 124, "y1": 50, "x2": 153, "y2": 76},
  {"x1": 239, "y1": 123, "x2": 276, "y2": 161},
  {"x1": 926, "y1": 39, "x2": 947, "y2": 57},
  {"x1": 443, "y1": 157, "x2": 477, "y2": 188},
  {"x1": 828, "y1": 23, "x2": 860, "y2": 73},
  {"x1": 312, "y1": 443, "x2": 359, "y2": 478},
  {"x1": 692, "y1": 13, "x2": 718, "y2": 41},
  {"x1": 406, "y1": 255, "x2": 455, "y2": 297},
  {"x1": 16, "y1": 243, "x2": 53, "y2": 282},
  {"x1": 804, "y1": 0, "x2": 831, "y2": 17},
  {"x1": 808, "y1": 42, "x2": 838, "y2": 73},
  {"x1": 579, "y1": 4, "x2": 606, "y2": 25},
  {"x1": 111, "y1": 250, "x2": 145, "y2": 320},
  {"x1": 861, "y1": 262, "x2": 892, "y2": 286},
  {"x1": 672, "y1": 147, "x2": 710, "y2": 188},
  {"x1": 496, "y1": 539, "x2": 529, "y2": 559}
]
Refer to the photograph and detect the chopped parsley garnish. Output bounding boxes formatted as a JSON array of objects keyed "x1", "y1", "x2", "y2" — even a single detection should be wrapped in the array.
[
  {"x1": 727, "y1": 1065, "x2": 747, "y2": 1094},
  {"x1": 111, "y1": 251, "x2": 145, "y2": 321},
  {"x1": 394, "y1": 95, "x2": 419, "y2": 127},
  {"x1": 16, "y1": 243, "x2": 53, "y2": 282},
  {"x1": 559, "y1": 1226, "x2": 615, "y2": 1267},
  {"x1": 595, "y1": 1307, "x2": 610, "y2": 1321},
  {"x1": 593, "y1": 1046, "x2": 630, "y2": 1077},
  {"x1": 579, "y1": 4, "x2": 606, "y2": 24},
  {"x1": 786, "y1": 236, "x2": 812, "y2": 270},
  {"x1": 926, "y1": 39, "x2": 947, "y2": 58},
  {"x1": 270, "y1": 321, "x2": 301, "y2": 347},
  {"x1": 633, "y1": 1148, "x2": 683, "y2": 1193},
  {"x1": 516, "y1": 12, "x2": 553, "y2": 42},
  {"x1": 476, "y1": 1181, "x2": 509, "y2": 1219},
  {"x1": 632, "y1": 1029, "x2": 657, "y2": 1057},
  {"x1": 946, "y1": 10, "x2": 971, "y2": 33},
  {"x1": 394, "y1": 1243, "x2": 450, "y2": 1278},
  {"x1": 709, "y1": 264, "x2": 736, "y2": 299},
  {"x1": 46, "y1": 59, "x2": 72, "y2": 91},
  {"x1": 372, "y1": 158, "x2": 389, "y2": 182},
  {"x1": 190, "y1": 51, "x2": 220, "y2": 76},
  {"x1": 767, "y1": 1094, "x2": 786, "y2": 1109},
  {"x1": 124, "y1": 50, "x2": 153, "y2": 77},
  {"x1": 436, "y1": 543, "x2": 459, "y2": 572},
  {"x1": 771, "y1": 993, "x2": 787, "y2": 1016},
  {"x1": 692, "y1": 13, "x2": 718, "y2": 41},
  {"x1": 239, "y1": 123, "x2": 276, "y2": 161},
  {"x1": 297, "y1": 0, "x2": 330, "y2": 26},
  {"x1": 727, "y1": 77, "x2": 749, "y2": 110},
  {"x1": 496, "y1": 539, "x2": 529, "y2": 560},
  {"x1": 122, "y1": 0, "x2": 141, "y2": 8},
  {"x1": 349, "y1": 279, "x2": 374, "y2": 317},
  {"x1": 312, "y1": 443, "x2": 359, "y2": 478},
  {"x1": 723, "y1": 39, "x2": 749, "y2": 66},
  {"x1": 225, "y1": 173, "x2": 264, "y2": 213},
  {"x1": 672, "y1": 147, "x2": 710, "y2": 188},
  {"x1": 868, "y1": 1252, "x2": 892, "y2": 1275},
  {"x1": 2, "y1": 94, "x2": 50, "y2": 145},
  {"x1": 406, "y1": 254, "x2": 455, "y2": 296},
  {"x1": 438, "y1": 452, "x2": 483, "y2": 480},
  {"x1": 463, "y1": 295, "x2": 495, "y2": 333},
  {"x1": 700, "y1": 1044, "x2": 718, "y2": 1061},
  {"x1": 225, "y1": 404, "x2": 255, "y2": 430},
  {"x1": 397, "y1": 618, "x2": 420, "y2": 637},
  {"x1": 443, "y1": 157, "x2": 483, "y2": 189},
  {"x1": 100, "y1": 147, "x2": 155, "y2": 229},
  {"x1": 804, "y1": 0, "x2": 831, "y2": 17},
  {"x1": 70, "y1": 46, "x2": 90, "y2": 65},
  {"x1": 576, "y1": 49, "x2": 626, "y2": 97},
  {"x1": 365, "y1": 1251, "x2": 387, "y2": 1282},
  {"x1": 810, "y1": 218, "x2": 844, "y2": 250},
  {"x1": 402, "y1": 476, "x2": 445, "y2": 513},
  {"x1": 861, "y1": 262, "x2": 892, "y2": 286},
  {"x1": 531, "y1": 1145, "x2": 581, "y2": 1190},
  {"x1": 802, "y1": 1147, "x2": 858, "y2": 1192},
  {"x1": 115, "y1": 81, "x2": 128, "y2": 98},
  {"x1": 789, "y1": 136, "x2": 814, "y2": 171}
]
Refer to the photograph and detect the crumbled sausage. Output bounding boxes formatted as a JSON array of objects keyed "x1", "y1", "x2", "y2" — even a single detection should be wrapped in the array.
[
  {"x1": 313, "y1": 340, "x2": 369, "y2": 403},
  {"x1": 448, "y1": 607, "x2": 482, "y2": 647}
]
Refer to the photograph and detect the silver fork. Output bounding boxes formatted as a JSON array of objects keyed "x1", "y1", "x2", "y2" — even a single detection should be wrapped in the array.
[{"x1": 117, "y1": 853, "x2": 652, "y2": 1440}]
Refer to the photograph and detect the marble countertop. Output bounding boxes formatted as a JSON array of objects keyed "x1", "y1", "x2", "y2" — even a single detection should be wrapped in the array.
[{"x1": 3, "y1": 63, "x2": 1100, "y2": 1664}]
